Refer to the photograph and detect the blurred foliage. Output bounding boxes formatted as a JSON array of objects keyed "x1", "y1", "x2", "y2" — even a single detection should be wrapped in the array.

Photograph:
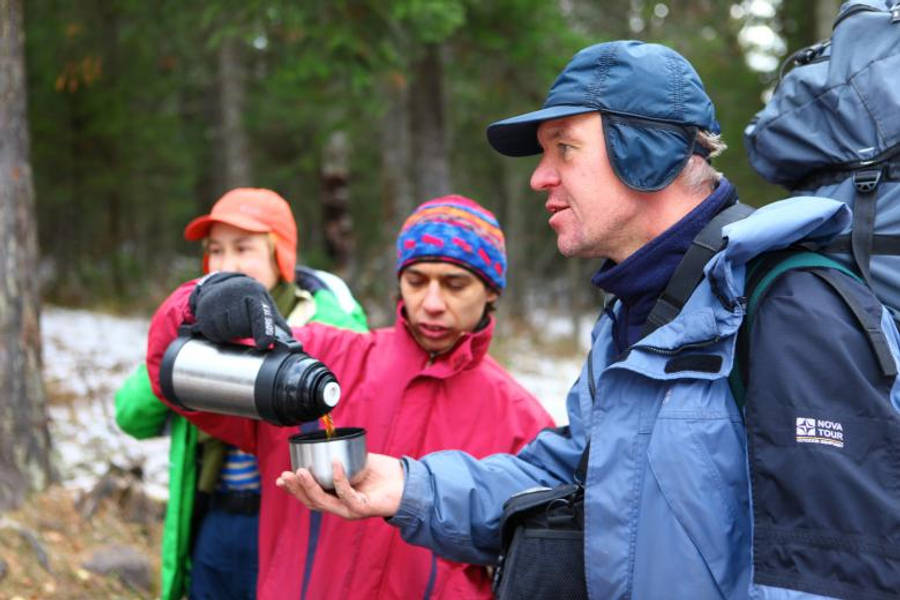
[{"x1": 24, "y1": 0, "x2": 793, "y2": 317}]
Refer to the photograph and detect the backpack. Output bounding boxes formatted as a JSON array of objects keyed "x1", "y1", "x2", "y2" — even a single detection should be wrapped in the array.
[
  {"x1": 744, "y1": 0, "x2": 900, "y2": 317},
  {"x1": 640, "y1": 202, "x2": 898, "y2": 409},
  {"x1": 295, "y1": 266, "x2": 362, "y2": 316}
]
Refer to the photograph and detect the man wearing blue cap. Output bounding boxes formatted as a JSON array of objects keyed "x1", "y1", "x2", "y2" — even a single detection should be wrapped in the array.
[{"x1": 278, "y1": 41, "x2": 900, "y2": 599}]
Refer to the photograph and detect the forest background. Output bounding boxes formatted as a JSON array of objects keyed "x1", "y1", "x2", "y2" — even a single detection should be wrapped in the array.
[
  {"x1": 26, "y1": 0, "x2": 833, "y2": 320},
  {"x1": 0, "y1": 0, "x2": 843, "y2": 596}
]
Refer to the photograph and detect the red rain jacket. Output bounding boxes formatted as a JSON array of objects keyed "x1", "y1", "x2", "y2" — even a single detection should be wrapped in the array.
[{"x1": 146, "y1": 281, "x2": 554, "y2": 599}]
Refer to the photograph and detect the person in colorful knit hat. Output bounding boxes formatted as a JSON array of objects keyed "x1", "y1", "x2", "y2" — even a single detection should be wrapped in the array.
[
  {"x1": 393, "y1": 195, "x2": 507, "y2": 352},
  {"x1": 142, "y1": 194, "x2": 555, "y2": 599},
  {"x1": 115, "y1": 188, "x2": 367, "y2": 600}
]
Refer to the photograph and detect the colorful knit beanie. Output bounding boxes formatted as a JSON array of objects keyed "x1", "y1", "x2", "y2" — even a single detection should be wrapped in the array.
[{"x1": 396, "y1": 195, "x2": 506, "y2": 293}]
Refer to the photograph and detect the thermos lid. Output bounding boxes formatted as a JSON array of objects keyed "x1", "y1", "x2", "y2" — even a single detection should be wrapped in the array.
[{"x1": 322, "y1": 381, "x2": 341, "y2": 408}]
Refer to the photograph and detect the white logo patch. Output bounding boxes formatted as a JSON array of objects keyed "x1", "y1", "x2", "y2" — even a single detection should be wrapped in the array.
[{"x1": 796, "y1": 417, "x2": 844, "y2": 448}]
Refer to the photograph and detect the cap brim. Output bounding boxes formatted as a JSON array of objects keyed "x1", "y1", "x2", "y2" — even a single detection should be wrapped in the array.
[
  {"x1": 183, "y1": 213, "x2": 271, "y2": 241},
  {"x1": 486, "y1": 105, "x2": 598, "y2": 157}
]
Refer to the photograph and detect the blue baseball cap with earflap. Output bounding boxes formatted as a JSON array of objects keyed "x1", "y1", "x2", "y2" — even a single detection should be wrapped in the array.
[{"x1": 486, "y1": 41, "x2": 720, "y2": 192}]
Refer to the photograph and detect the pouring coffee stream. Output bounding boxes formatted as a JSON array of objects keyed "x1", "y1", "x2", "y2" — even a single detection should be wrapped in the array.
[{"x1": 321, "y1": 413, "x2": 336, "y2": 438}]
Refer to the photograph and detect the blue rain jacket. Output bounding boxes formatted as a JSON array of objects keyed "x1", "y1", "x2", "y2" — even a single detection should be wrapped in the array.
[{"x1": 391, "y1": 196, "x2": 900, "y2": 600}]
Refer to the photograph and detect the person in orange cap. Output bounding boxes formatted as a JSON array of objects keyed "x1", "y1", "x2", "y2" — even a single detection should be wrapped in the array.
[
  {"x1": 184, "y1": 188, "x2": 299, "y2": 290},
  {"x1": 115, "y1": 188, "x2": 367, "y2": 600}
]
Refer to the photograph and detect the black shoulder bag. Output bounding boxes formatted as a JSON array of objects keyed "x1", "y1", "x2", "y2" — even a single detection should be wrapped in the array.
[{"x1": 491, "y1": 354, "x2": 592, "y2": 600}]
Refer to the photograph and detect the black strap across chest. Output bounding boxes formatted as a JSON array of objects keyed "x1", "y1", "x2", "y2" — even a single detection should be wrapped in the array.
[{"x1": 640, "y1": 201, "x2": 754, "y2": 339}]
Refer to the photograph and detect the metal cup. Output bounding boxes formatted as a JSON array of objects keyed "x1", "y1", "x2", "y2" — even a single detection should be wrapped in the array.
[{"x1": 289, "y1": 427, "x2": 367, "y2": 490}]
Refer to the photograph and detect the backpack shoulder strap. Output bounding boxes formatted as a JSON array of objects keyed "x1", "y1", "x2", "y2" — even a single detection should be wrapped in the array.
[
  {"x1": 728, "y1": 250, "x2": 897, "y2": 411},
  {"x1": 641, "y1": 199, "x2": 752, "y2": 338}
]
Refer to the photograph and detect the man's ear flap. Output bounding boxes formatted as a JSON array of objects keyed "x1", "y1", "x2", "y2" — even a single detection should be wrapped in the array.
[{"x1": 602, "y1": 114, "x2": 697, "y2": 192}]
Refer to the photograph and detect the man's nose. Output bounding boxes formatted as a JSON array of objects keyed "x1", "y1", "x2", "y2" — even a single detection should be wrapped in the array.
[
  {"x1": 530, "y1": 155, "x2": 559, "y2": 191},
  {"x1": 422, "y1": 282, "x2": 446, "y2": 313}
]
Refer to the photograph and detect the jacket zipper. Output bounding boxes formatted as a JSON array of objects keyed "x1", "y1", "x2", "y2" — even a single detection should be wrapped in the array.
[{"x1": 631, "y1": 335, "x2": 723, "y2": 356}]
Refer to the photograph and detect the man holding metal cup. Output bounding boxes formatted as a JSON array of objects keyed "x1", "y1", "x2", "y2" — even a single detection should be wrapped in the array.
[{"x1": 276, "y1": 40, "x2": 900, "y2": 600}]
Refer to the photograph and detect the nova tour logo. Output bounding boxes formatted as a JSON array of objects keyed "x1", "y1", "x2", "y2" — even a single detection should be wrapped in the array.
[{"x1": 796, "y1": 417, "x2": 844, "y2": 448}]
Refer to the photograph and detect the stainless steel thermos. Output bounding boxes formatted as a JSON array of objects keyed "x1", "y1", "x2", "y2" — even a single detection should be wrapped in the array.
[{"x1": 159, "y1": 328, "x2": 340, "y2": 426}]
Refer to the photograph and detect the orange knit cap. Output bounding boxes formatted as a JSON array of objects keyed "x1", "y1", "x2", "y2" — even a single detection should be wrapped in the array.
[{"x1": 184, "y1": 188, "x2": 298, "y2": 282}]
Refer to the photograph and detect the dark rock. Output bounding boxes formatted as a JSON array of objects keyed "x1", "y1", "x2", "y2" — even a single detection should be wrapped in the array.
[
  {"x1": 17, "y1": 527, "x2": 51, "y2": 572},
  {"x1": 0, "y1": 519, "x2": 52, "y2": 573},
  {"x1": 77, "y1": 460, "x2": 164, "y2": 524},
  {"x1": 82, "y1": 544, "x2": 153, "y2": 592}
]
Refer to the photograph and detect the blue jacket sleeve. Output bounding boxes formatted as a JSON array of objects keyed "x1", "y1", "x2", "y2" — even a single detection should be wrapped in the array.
[
  {"x1": 391, "y1": 359, "x2": 596, "y2": 565},
  {"x1": 745, "y1": 268, "x2": 900, "y2": 598}
]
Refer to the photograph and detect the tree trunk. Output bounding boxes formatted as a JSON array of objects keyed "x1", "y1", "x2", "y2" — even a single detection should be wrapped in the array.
[
  {"x1": 781, "y1": 0, "x2": 819, "y2": 53},
  {"x1": 217, "y1": 35, "x2": 251, "y2": 189},
  {"x1": 409, "y1": 43, "x2": 450, "y2": 202},
  {"x1": 0, "y1": 0, "x2": 55, "y2": 511},
  {"x1": 815, "y1": 0, "x2": 841, "y2": 39},
  {"x1": 501, "y1": 160, "x2": 527, "y2": 321},
  {"x1": 320, "y1": 130, "x2": 355, "y2": 277},
  {"x1": 566, "y1": 0, "x2": 632, "y2": 36},
  {"x1": 375, "y1": 73, "x2": 414, "y2": 319},
  {"x1": 567, "y1": 257, "x2": 584, "y2": 350},
  {"x1": 99, "y1": 4, "x2": 125, "y2": 298}
]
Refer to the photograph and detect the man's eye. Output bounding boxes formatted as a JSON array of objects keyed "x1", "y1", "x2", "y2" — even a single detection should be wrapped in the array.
[
  {"x1": 558, "y1": 143, "x2": 573, "y2": 155},
  {"x1": 207, "y1": 247, "x2": 222, "y2": 255},
  {"x1": 445, "y1": 279, "x2": 469, "y2": 291}
]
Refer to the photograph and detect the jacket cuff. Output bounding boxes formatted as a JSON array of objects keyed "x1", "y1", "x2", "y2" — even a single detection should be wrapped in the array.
[{"x1": 387, "y1": 456, "x2": 430, "y2": 529}]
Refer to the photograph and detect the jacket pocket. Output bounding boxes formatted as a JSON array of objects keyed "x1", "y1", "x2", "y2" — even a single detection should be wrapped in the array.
[{"x1": 645, "y1": 411, "x2": 751, "y2": 598}]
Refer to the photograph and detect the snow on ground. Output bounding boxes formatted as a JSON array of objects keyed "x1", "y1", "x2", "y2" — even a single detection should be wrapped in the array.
[
  {"x1": 42, "y1": 305, "x2": 588, "y2": 500},
  {"x1": 511, "y1": 360, "x2": 579, "y2": 426},
  {"x1": 42, "y1": 307, "x2": 170, "y2": 500},
  {"x1": 503, "y1": 307, "x2": 595, "y2": 424}
]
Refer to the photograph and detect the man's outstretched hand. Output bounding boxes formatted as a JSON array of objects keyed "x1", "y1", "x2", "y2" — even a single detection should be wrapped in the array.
[
  {"x1": 188, "y1": 272, "x2": 290, "y2": 349},
  {"x1": 276, "y1": 453, "x2": 405, "y2": 520}
]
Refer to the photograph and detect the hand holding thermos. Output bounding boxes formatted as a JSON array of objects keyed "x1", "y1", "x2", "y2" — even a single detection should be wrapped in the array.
[
  {"x1": 188, "y1": 271, "x2": 291, "y2": 349},
  {"x1": 160, "y1": 272, "x2": 340, "y2": 426}
]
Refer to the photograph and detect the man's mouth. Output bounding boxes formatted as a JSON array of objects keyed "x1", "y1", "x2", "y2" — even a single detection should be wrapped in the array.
[
  {"x1": 417, "y1": 323, "x2": 450, "y2": 339},
  {"x1": 545, "y1": 200, "x2": 569, "y2": 215},
  {"x1": 546, "y1": 201, "x2": 570, "y2": 228}
]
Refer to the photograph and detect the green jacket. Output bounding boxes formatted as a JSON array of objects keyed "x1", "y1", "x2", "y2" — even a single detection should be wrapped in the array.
[{"x1": 115, "y1": 283, "x2": 367, "y2": 600}]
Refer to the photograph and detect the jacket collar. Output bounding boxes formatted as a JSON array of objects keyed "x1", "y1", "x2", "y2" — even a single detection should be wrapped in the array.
[
  {"x1": 607, "y1": 196, "x2": 851, "y2": 381},
  {"x1": 707, "y1": 196, "x2": 850, "y2": 303},
  {"x1": 591, "y1": 178, "x2": 736, "y2": 351},
  {"x1": 394, "y1": 301, "x2": 494, "y2": 378}
]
